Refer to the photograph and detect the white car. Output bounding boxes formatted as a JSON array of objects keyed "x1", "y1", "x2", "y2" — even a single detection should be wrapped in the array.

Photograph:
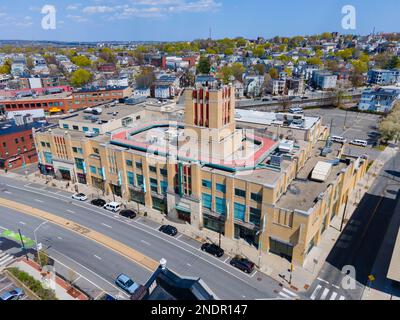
[
  {"x1": 103, "y1": 202, "x2": 121, "y2": 212},
  {"x1": 72, "y1": 193, "x2": 88, "y2": 201}
]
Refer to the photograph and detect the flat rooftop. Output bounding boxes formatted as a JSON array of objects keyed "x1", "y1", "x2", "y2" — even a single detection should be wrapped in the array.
[
  {"x1": 235, "y1": 109, "x2": 320, "y2": 130},
  {"x1": 110, "y1": 121, "x2": 278, "y2": 172},
  {"x1": 60, "y1": 104, "x2": 143, "y2": 125},
  {"x1": 1, "y1": 92, "x2": 72, "y2": 101},
  {"x1": 276, "y1": 141, "x2": 347, "y2": 212}
]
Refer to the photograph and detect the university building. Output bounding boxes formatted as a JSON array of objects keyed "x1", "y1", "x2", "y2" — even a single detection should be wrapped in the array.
[{"x1": 33, "y1": 83, "x2": 368, "y2": 266}]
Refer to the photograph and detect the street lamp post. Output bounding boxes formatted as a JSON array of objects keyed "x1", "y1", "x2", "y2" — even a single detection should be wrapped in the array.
[{"x1": 34, "y1": 221, "x2": 47, "y2": 268}]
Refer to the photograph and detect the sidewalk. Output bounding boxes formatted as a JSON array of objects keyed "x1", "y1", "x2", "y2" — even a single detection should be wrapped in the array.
[
  {"x1": 2, "y1": 146, "x2": 397, "y2": 294},
  {"x1": 8, "y1": 258, "x2": 88, "y2": 300}
]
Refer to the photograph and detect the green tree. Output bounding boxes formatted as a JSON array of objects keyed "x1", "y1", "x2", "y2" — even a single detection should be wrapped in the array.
[
  {"x1": 71, "y1": 55, "x2": 92, "y2": 67},
  {"x1": 224, "y1": 47, "x2": 234, "y2": 55},
  {"x1": 351, "y1": 59, "x2": 368, "y2": 74},
  {"x1": 379, "y1": 102, "x2": 400, "y2": 143},
  {"x1": 307, "y1": 56, "x2": 323, "y2": 66},
  {"x1": 268, "y1": 67, "x2": 279, "y2": 79},
  {"x1": 253, "y1": 45, "x2": 265, "y2": 58},
  {"x1": 135, "y1": 66, "x2": 155, "y2": 88},
  {"x1": 196, "y1": 56, "x2": 211, "y2": 74},
  {"x1": 254, "y1": 63, "x2": 266, "y2": 75},
  {"x1": 385, "y1": 56, "x2": 400, "y2": 69},
  {"x1": 231, "y1": 62, "x2": 246, "y2": 81},
  {"x1": 99, "y1": 47, "x2": 116, "y2": 64},
  {"x1": 70, "y1": 69, "x2": 93, "y2": 87}
]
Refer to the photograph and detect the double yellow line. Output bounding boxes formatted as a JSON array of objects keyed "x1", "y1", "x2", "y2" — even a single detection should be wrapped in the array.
[{"x1": 0, "y1": 197, "x2": 158, "y2": 272}]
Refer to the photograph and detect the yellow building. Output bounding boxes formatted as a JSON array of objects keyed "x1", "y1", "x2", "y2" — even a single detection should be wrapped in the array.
[{"x1": 33, "y1": 84, "x2": 368, "y2": 266}]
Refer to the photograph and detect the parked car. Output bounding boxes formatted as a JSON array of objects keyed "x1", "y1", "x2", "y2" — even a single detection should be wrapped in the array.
[
  {"x1": 119, "y1": 209, "x2": 137, "y2": 219},
  {"x1": 91, "y1": 198, "x2": 106, "y2": 207},
  {"x1": 350, "y1": 139, "x2": 368, "y2": 147},
  {"x1": 159, "y1": 225, "x2": 178, "y2": 236},
  {"x1": 230, "y1": 256, "x2": 255, "y2": 273},
  {"x1": 201, "y1": 243, "x2": 224, "y2": 257},
  {"x1": 98, "y1": 293, "x2": 116, "y2": 300},
  {"x1": 104, "y1": 202, "x2": 121, "y2": 212},
  {"x1": 331, "y1": 135, "x2": 347, "y2": 144},
  {"x1": 115, "y1": 274, "x2": 139, "y2": 295},
  {"x1": 72, "y1": 193, "x2": 88, "y2": 201},
  {"x1": 0, "y1": 288, "x2": 24, "y2": 300}
]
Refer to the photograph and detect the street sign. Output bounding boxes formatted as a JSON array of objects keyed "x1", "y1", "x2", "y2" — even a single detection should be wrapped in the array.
[
  {"x1": 37, "y1": 243, "x2": 43, "y2": 251},
  {"x1": 368, "y1": 275, "x2": 375, "y2": 282}
]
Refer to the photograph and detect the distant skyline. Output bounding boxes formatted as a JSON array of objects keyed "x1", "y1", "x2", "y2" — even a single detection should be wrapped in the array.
[{"x1": 0, "y1": 0, "x2": 399, "y2": 42}]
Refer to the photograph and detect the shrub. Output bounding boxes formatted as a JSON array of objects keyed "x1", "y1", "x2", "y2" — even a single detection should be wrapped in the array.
[{"x1": 7, "y1": 267, "x2": 57, "y2": 300}]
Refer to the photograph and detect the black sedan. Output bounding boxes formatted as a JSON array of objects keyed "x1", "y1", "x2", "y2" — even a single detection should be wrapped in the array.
[
  {"x1": 201, "y1": 243, "x2": 224, "y2": 257},
  {"x1": 159, "y1": 225, "x2": 178, "y2": 236},
  {"x1": 119, "y1": 209, "x2": 137, "y2": 219},
  {"x1": 91, "y1": 198, "x2": 106, "y2": 207},
  {"x1": 230, "y1": 256, "x2": 255, "y2": 273}
]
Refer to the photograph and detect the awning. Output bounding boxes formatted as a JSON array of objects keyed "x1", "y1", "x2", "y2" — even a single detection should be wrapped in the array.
[{"x1": 175, "y1": 205, "x2": 191, "y2": 213}]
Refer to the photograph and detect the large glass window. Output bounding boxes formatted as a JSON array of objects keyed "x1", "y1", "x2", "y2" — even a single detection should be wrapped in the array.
[
  {"x1": 126, "y1": 160, "x2": 133, "y2": 167},
  {"x1": 269, "y1": 238, "x2": 293, "y2": 261},
  {"x1": 136, "y1": 174, "x2": 144, "y2": 187},
  {"x1": 160, "y1": 181, "x2": 168, "y2": 194},
  {"x1": 249, "y1": 207, "x2": 261, "y2": 226},
  {"x1": 127, "y1": 171, "x2": 134, "y2": 186},
  {"x1": 44, "y1": 152, "x2": 52, "y2": 164},
  {"x1": 216, "y1": 183, "x2": 226, "y2": 193},
  {"x1": 150, "y1": 178, "x2": 158, "y2": 193},
  {"x1": 235, "y1": 188, "x2": 246, "y2": 198},
  {"x1": 215, "y1": 197, "x2": 226, "y2": 215},
  {"x1": 234, "y1": 203, "x2": 246, "y2": 222},
  {"x1": 202, "y1": 179, "x2": 212, "y2": 189},
  {"x1": 202, "y1": 193, "x2": 212, "y2": 209},
  {"x1": 251, "y1": 192, "x2": 262, "y2": 203},
  {"x1": 90, "y1": 166, "x2": 97, "y2": 174},
  {"x1": 75, "y1": 158, "x2": 84, "y2": 170}
]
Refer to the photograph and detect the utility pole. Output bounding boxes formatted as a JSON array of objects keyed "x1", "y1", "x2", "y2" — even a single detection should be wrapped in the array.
[
  {"x1": 18, "y1": 229, "x2": 29, "y2": 261},
  {"x1": 340, "y1": 195, "x2": 349, "y2": 232}
]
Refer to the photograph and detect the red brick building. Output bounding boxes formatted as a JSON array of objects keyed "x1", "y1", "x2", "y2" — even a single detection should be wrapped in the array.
[{"x1": 0, "y1": 120, "x2": 45, "y2": 170}]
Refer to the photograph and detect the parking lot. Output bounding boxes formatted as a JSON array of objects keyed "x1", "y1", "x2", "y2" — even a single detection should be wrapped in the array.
[
  {"x1": 304, "y1": 108, "x2": 383, "y2": 160},
  {"x1": 0, "y1": 273, "x2": 30, "y2": 300}
]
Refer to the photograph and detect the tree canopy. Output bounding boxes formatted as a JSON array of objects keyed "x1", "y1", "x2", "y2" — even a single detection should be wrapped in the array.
[{"x1": 70, "y1": 69, "x2": 93, "y2": 87}]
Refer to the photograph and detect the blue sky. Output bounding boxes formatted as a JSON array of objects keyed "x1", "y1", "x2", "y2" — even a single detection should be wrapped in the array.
[{"x1": 0, "y1": 0, "x2": 399, "y2": 42}]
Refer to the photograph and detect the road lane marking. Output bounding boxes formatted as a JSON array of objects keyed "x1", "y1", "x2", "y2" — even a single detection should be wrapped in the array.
[
  {"x1": 57, "y1": 237, "x2": 63, "y2": 240},
  {"x1": 339, "y1": 295, "x2": 345, "y2": 300},
  {"x1": 3, "y1": 191, "x2": 12, "y2": 194},
  {"x1": 176, "y1": 234, "x2": 182, "y2": 239},
  {"x1": 330, "y1": 292, "x2": 338, "y2": 300},
  {"x1": 320, "y1": 288, "x2": 330, "y2": 300},
  {"x1": 94, "y1": 255, "x2": 102, "y2": 260},
  {"x1": 223, "y1": 257, "x2": 229, "y2": 263},
  {"x1": 67, "y1": 210, "x2": 75, "y2": 214},
  {"x1": 250, "y1": 270, "x2": 257, "y2": 278},
  {"x1": 1, "y1": 283, "x2": 13, "y2": 291},
  {"x1": 1, "y1": 183, "x2": 261, "y2": 285},
  {"x1": 34, "y1": 199, "x2": 44, "y2": 203},
  {"x1": 135, "y1": 217, "x2": 142, "y2": 223},
  {"x1": 140, "y1": 240, "x2": 151, "y2": 246},
  {"x1": 101, "y1": 223, "x2": 112, "y2": 229},
  {"x1": 19, "y1": 221, "x2": 26, "y2": 225},
  {"x1": 47, "y1": 248, "x2": 129, "y2": 299},
  {"x1": 282, "y1": 288, "x2": 297, "y2": 297},
  {"x1": 332, "y1": 284, "x2": 340, "y2": 289},
  {"x1": 0, "y1": 225, "x2": 6, "y2": 230},
  {"x1": 317, "y1": 277, "x2": 329, "y2": 284},
  {"x1": 310, "y1": 285, "x2": 322, "y2": 300},
  {"x1": 278, "y1": 292, "x2": 292, "y2": 299},
  {"x1": 186, "y1": 263, "x2": 192, "y2": 267}
]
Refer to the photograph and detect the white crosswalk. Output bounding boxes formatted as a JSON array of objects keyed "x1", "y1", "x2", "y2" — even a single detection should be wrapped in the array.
[
  {"x1": 278, "y1": 287, "x2": 298, "y2": 300},
  {"x1": 310, "y1": 285, "x2": 346, "y2": 300},
  {"x1": 0, "y1": 251, "x2": 14, "y2": 270}
]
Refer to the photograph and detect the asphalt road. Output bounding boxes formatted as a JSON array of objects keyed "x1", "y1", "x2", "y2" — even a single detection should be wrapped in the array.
[
  {"x1": 306, "y1": 149, "x2": 400, "y2": 300},
  {"x1": 0, "y1": 175, "x2": 287, "y2": 300},
  {"x1": 0, "y1": 206, "x2": 148, "y2": 300}
]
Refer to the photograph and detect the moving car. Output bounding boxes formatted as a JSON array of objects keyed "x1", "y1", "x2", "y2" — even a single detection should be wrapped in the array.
[
  {"x1": 72, "y1": 193, "x2": 88, "y2": 201},
  {"x1": 230, "y1": 256, "x2": 255, "y2": 273},
  {"x1": 103, "y1": 202, "x2": 121, "y2": 212},
  {"x1": 0, "y1": 288, "x2": 24, "y2": 300},
  {"x1": 350, "y1": 139, "x2": 368, "y2": 147},
  {"x1": 119, "y1": 209, "x2": 137, "y2": 219},
  {"x1": 159, "y1": 225, "x2": 178, "y2": 236},
  {"x1": 91, "y1": 198, "x2": 106, "y2": 207},
  {"x1": 98, "y1": 293, "x2": 116, "y2": 300},
  {"x1": 201, "y1": 243, "x2": 224, "y2": 257},
  {"x1": 115, "y1": 274, "x2": 139, "y2": 295}
]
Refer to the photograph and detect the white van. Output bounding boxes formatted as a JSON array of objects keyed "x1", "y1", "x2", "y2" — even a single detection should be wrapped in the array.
[
  {"x1": 350, "y1": 139, "x2": 368, "y2": 147},
  {"x1": 331, "y1": 135, "x2": 347, "y2": 144},
  {"x1": 104, "y1": 202, "x2": 121, "y2": 212},
  {"x1": 289, "y1": 107, "x2": 303, "y2": 114}
]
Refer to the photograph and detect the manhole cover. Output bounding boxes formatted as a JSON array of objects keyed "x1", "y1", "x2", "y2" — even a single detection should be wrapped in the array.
[{"x1": 257, "y1": 277, "x2": 262, "y2": 282}]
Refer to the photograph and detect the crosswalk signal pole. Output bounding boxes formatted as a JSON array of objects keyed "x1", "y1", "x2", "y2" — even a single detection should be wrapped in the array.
[{"x1": 18, "y1": 229, "x2": 29, "y2": 261}]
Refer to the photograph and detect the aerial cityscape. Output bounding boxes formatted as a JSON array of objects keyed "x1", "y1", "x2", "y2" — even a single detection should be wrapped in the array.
[{"x1": 0, "y1": 0, "x2": 399, "y2": 310}]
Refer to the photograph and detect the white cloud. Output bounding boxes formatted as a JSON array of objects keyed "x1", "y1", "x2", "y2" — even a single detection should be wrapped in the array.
[
  {"x1": 81, "y1": 0, "x2": 222, "y2": 19},
  {"x1": 67, "y1": 4, "x2": 82, "y2": 10}
]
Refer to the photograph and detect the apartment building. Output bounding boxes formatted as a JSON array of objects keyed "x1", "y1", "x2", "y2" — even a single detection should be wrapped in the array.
[
  {"x1": 71, "y1": 86, "x2": 133, "y2": 109},
  {"x1": 33, "y1": 84, "x2": 368, "y2": 266},
  {"x1": 358, "y1": 86, "x2": 400, "y2": 113},
  {"x1": 367, "y1": 69, "x2": 400, "y2": 86}
]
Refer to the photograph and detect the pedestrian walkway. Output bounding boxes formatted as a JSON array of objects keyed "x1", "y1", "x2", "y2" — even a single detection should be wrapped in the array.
[
  {"x1": 309, "y1": 284, "x2": 346, "y2": 300},
  {"x1": 0, "y1": 250, "x2": 15, "y2": 271}
]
